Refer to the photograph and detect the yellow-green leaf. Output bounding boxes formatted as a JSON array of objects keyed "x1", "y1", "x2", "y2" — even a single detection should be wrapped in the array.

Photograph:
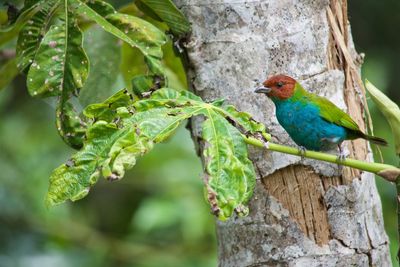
[
  {"x1": 72, "y1": 0, "x2": 166, "y2": 75},
  {"x1": 47, "y1": 89, "x2": 200, "y2": 206},
  {"x1": 79, "y1": 26, "x2": 122, "y2": 106},
  {"x1": 365, "y1": 79, "x2": 400, "y2": 155},
  {"x1": 202, "y1": 109, "x2": 256, "y2": 220},
  {"x1": 138, "y1": 0, "x2": 191, "y2": 36},
  {"x1": 48, "y1": 87, "x2": 261, "y2": 221}
]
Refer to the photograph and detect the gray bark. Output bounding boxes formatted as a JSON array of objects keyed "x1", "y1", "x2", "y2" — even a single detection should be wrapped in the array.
[{"x1": 175, "y1": 0, "x2": 391, "y2": 266}]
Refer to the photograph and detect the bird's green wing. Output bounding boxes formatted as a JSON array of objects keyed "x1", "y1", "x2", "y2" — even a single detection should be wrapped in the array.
[{"x1": 312, "y1": 95, "x2": 360, "y2": 131}]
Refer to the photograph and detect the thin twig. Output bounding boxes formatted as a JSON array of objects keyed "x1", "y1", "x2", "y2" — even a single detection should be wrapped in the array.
[{"x1": 243, "y1": 133, "x2": 400, "y2": 182}]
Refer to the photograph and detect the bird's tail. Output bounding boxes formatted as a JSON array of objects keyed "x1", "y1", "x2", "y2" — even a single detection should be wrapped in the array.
[{"x1": 362, "y1": 133, "x2": 388, "y2": 146}]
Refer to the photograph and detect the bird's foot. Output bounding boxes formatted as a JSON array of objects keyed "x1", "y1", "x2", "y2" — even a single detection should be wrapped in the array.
[
  {"x1": 263, "y1": 140, "x2": 270, "y2": 149},
  {"x1": 336, "y1": 144, "x2": 349, "y2": 163},
  {"x1": 337, "y1": 153, "x2": 347, "y2": 163},
  {"x1": 336, "y1": 144, "x2": 348, "y2": 175},
  {"x1": 298, "y1": 146, "x2": 307, "y2": 160}
]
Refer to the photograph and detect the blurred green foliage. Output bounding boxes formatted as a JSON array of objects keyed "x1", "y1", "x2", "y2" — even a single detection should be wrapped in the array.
[
  {"x1": 0, "y1": 0, "x2": 399, "y2": 266},
  {"x1": 0, "y1": 0, "x2": 215, "y2": 266},
  {"x1": 350, "y1": 1, "x2": 400, "y2": 264},
  {"x1": 0, "y1": 84, "x2": 216, "y2": 267}
]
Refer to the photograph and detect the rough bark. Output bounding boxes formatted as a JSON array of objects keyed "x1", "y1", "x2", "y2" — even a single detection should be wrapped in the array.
[{"x1": 175, "y1": 0, "x2": 391, "y2": 266}]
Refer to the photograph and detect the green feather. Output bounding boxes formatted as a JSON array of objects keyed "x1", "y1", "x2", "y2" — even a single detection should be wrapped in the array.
[
  {"x1": 294, "y1": 82, "x2": 360, "y2": 131},
  {"x1": 314, "y1": 96, "x2": 360, "y2": 131},
  {"x1": 293, "y1": 82, "x2": 387, "y2": 146}
]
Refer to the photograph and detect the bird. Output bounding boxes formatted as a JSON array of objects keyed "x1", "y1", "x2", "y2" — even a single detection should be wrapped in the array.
[{"x1": 254, "y1": 74, "x2": 387, "y2": 154}]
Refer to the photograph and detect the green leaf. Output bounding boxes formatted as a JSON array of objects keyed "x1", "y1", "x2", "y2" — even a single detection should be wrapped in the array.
[
  {"x1": 71, "y1": 0, "x2": 166, "y2": 75},
  {"x1": 137, "y1": 0, "x2": 191, "y2": 36},
  {"x1": 0, "y1": 1, "x2": 41, "y2": 32},
  {"x1": 365, "y1": 79, "x2": 400, "y2": 155},
  {"x1": 0, "y1": 1, "x2": 45, "y2": 48},
  {"x1": 26, "y1": 11, "x2": 88, "y2": 97},
  {"x1": 162, "y1": 40, "x2": 187, "y2": 90},
  {"x1": 131, "y1": 74, "x2": 165, "y2": 98},
  {"x1": 202, "y1": 110, "x2": 256, "y2": 220},
  {"x1": 23, "y1": 0, "x2": 44, "y2": 10},
  {"x1": 26, "y1": 3, "x2": 89, "y2": 148},
  {"x1": 47, "y1": 90, "x2": 201, "y2": 206},
  {"x1": 106, "y1": 12, "x2": 166, "y2": 74},
  {"x1": 83, "y1": 0, "x2": 116, "y2": 17},
  {"x1": 120, "y1": 43, "x2": 147, "y2": 88},
  {"x1": 48, "y1": 88, "x2": 259, "y2": 221},
  {"x1": 0, "y1": 10, "x2": 7, "y2": 26},
  {"x1": 0, "y1": 57, "x2": 19, "y2": 91},
  {"x1": 79, "y1": 25, "x2": 122, "y2": 106},
  {"x1": 55, "y1": 100, "x2": 87, "y2": 149},
  {"x1": 16, "y1": 0, "x2": 60, "y2": 72},
  {"x1": 219, "y1": 104, "x2": 267, "y2": 134},
  {"x1": 83, "y1": 89, "x2": 134, "y2": 121}
]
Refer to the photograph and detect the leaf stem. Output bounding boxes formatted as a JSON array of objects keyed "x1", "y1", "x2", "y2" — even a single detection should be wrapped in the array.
[{"x1": 243, "y1": 135, "x2": 400, "y2": 181}]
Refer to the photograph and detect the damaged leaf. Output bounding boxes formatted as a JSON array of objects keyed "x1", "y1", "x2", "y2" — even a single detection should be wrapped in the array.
[
  {"x1": 202, "y1": 109, "x2": 256, "y2": 220},
  {"x1": 47, "y1": 88, "x2": 203, "y2": 206},
  {"x1": 26, "y1": 3, "x2": 89, "y2": 148},
  {"x1": 47, "y1": 88, "x2": 260, "y2": 220},
  {"x1": 219, "y1": 104, "x2": 267, "y2": 135}
]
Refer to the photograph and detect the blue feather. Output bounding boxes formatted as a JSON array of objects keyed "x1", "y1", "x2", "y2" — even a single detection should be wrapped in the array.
[{"x1": 274, "y1": 99, "x2": 347, "y2": 151}]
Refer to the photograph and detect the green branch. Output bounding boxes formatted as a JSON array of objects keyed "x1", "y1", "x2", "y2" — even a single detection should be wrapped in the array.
[{"x1": 243, "y1": 134, "x2": 400, "y2": 182}]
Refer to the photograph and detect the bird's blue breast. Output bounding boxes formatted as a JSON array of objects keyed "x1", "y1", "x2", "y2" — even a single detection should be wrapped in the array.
[{"x1": 274, "y1": 99, "x2": 347, "y2": 151}]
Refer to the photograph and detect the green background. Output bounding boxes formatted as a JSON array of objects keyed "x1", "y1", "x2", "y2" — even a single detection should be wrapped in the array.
[{"x1": 0, "y1": 0, "x2": 399, "y2": 266}]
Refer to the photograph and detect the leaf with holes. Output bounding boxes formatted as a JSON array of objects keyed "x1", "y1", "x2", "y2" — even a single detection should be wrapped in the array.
[
  {"x1": 47, "y1": 87, "x2": 259, "y2": 221},
  {"x1": 55, "y1": 101, "x2": 87, "y2": 148},
  {"x1": 26, "y1": 4, "x2": 89, "y2": 148},
  {"x1": 47, "y1": 90, "x2": 202, "y2": 206},
  {"x1": 217, "y1": 104, "x2": 267, "y2": 135},
  {"x1": 83, "y1": 89, "x2": 134, "y2": 122},
  {"x1": 26, "y1": 11, "x2": 89, "y2": 97},
  {"x1": 202, "y1": 109, "x2": 256, "y2": 220}
]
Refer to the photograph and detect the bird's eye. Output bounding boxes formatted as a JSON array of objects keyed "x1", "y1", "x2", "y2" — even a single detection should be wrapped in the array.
[{"x1": 277, "y1": 82, "x2": 284, "y2": 88}]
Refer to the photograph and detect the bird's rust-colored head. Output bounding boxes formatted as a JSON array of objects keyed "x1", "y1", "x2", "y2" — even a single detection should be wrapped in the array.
[{"x1": 255, "y1": 74, "x2": 297, "y2": 100}]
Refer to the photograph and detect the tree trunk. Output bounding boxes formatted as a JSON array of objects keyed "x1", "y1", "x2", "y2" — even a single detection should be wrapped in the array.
[{"x1": 176, "y1": 0, "x2": 391, "y2": 265}]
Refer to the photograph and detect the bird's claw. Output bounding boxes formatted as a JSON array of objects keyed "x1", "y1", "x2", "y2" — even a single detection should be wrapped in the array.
[
  {"x1": 263, "y1": 140, "x2": 270, "y2": 149},
  {"x1": 336, "y1": 144, "x2": 348, "y2": 163},
  {"x1": 336, "y1": 144, "x2": 348, "y2": 175},
  {"x1": 337, "y1": 153, "x2": 347, "y2": 163},
  {"x1": 298, "y1": 146, "x2": 307, "y2": 159}
]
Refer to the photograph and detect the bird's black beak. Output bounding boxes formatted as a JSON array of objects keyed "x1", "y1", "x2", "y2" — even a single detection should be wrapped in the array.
[{"x1": 254, "y1": 86, "x2": 271, "y2": 94}]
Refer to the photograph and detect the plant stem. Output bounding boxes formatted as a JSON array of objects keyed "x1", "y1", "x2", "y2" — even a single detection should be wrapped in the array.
[{"x1": 243, "y1": 135, "x2": 400, "y2": 181}]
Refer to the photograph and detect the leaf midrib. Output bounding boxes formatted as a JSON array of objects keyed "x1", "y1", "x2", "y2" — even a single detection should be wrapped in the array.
[{"x1": 34, "y1": 1, "x2": 61, "y2": 60}]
